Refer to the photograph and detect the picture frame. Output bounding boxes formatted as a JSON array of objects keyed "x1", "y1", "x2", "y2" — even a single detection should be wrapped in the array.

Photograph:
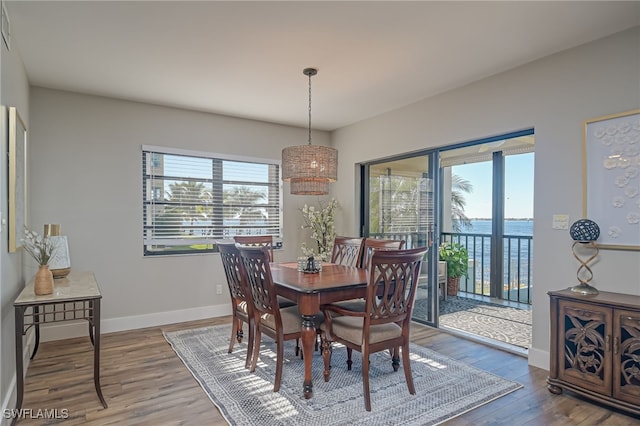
[
  {"x1": 583, "y1": 109, "x2": 640, "y2": 250},
  {"x1": 9, "y1": 106, "x2": 27, "y2": 252},
  {"x1": 49, "y1": 236, "x2": 71, "y2": 270}
]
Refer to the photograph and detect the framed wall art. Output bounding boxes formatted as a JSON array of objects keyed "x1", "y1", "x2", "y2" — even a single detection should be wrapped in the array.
[
  {"x1": 9, "y1": 106, "x2": 27, "y2": 252},
  {"x1": 583, "y1": 109, "x2": 640, "y2": 250}
]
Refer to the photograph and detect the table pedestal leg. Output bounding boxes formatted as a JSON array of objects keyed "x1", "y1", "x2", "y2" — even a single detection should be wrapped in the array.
[{"x1": 301, "y1": 314, "x2": 316, "y2": 399}]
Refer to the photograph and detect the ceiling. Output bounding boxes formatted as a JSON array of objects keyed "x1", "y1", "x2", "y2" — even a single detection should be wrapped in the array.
[{"x1": 5, "y1": 1, "x2": 639, "y2": 131}]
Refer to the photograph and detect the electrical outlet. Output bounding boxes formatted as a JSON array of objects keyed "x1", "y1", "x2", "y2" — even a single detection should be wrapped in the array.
[{"x1": 216, "y1": 284, "x2": 223, "y2": 295}]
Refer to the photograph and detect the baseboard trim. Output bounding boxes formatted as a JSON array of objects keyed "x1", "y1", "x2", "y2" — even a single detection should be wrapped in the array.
[
  {"x1": 38, "y1": 304, "x2": 231, "y2": 342},
  {"x1": 527, "y1": 347, "x2": 549, "y2": 370}
]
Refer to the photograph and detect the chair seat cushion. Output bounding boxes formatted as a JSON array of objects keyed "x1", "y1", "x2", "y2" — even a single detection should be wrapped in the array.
[
  {"x1": 261, "y1": 306, "x2": 324, "y2": 335},
  {"x1": 236, "y1": 300, "x2": 249, "y2": 314},
  {"x1": 325, "y1": 315, "x2": 401, "y2": 347}
]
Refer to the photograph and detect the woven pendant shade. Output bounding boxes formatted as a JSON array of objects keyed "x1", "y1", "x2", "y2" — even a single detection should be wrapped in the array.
[
  {"x1": 282, "y1": 67, "x2": 338, "y2": 195},
  {"x1": 289, "y1": 178, "x2": 330, "y2": 196},
  {"x1": 282, "y1": 145, "x2": 337, "y2": 181}
]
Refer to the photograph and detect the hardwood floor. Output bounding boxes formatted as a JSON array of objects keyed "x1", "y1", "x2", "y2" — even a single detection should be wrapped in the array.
[{"x1": 15, "y1": 316, "x2": 639, "y2": 425}]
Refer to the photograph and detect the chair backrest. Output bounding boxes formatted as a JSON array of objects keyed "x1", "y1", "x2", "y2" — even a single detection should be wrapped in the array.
[
  {"x1": 234, "y1": 235, "x2": 274, "y2": 261},
  {"x1": 361, "y1": 238, "x2": 406, "y2": 268},
  {"x1": 237, "y1": 246, "x2": 279, "y2": 318},
  {"x1": 216, "y1": 240, "x2": 247, "y2": 301},
  {"x1": 365, "y1": 247, "x2": 428, "y2": 327},
  {"x1": 330, "y1": 236, "x2": 365, "y2": 267}
]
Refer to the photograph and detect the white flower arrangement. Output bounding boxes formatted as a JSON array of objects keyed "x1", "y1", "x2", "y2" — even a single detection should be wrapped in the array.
[
  {"x1": 300, "y1": 198, "x2": 338, "y2": 261},
  {"x1": 21, "y1": 228, "x2": 56, "y2": 266}
]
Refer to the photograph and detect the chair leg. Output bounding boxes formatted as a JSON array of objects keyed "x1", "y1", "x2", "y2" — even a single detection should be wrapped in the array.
[
  {"x1": 245, "y1": 319, "x2": 254, "y2": 369},
  {"x1": 347, "y1": 347, "x2": 353, "y2": 371},
  {"x1": 250, "y1": 328, "x2": 261, "y2": 373},
  {"x1": 362, "y1": 351, "x2": 372, "y2": 411},
  {"x1": 392, "y1": 346, "x2": 400, "y2": 372},
  {"x1": 274, "y1": 336, "x2": 284, "y2": 392},
  {"x1": 236, "y1": 318, "x2": 244, "y2": 344},
  {"x1": 321, "y1": 336, "x2": 332, "y2": 382},
  {"x1": 295, "y1": 338, "x2": 301, "y2": 357},
  {"x1": 401, "y1": 343, "x2": 416, "y2": 395},
  {"x1": 228, "y1": 314, "x2": 238, "y2": 353}
]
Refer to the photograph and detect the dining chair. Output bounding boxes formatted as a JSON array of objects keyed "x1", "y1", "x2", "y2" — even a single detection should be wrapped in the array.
[
  {"x1": 361, "y1": 237, "x2": 406, "y2": 268},
  {"x1": 216, "y1": 240, "x2": 254, "y2": 369},
  {"x1": 330, "y1": 236, "x2": 365, "y2": 267},
  {"x1": 233, "y1": 235, "x2": 275, "y2": 261},
  {"x1": 329, "y1": 238, "x2": 407, "y2": 313},
  {"x1": 237, "y1": 245, "x2": 310, "y2": 392},
  {"x1": 320, "y1": 246, "x2": 428, "y2": 411},
  {"x1": 233, "y1": 235, "x2": 295, "y2": 309}
]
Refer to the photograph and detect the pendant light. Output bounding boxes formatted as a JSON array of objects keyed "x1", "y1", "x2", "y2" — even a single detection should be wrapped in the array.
[{"x1": 282, "y1": 68, "x2": 338, "y2": 195}]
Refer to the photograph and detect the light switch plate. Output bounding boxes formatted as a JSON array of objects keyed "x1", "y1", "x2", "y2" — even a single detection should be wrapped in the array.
[{"x1": 552, "y1": 214, "x2": 569, "y2": 230}]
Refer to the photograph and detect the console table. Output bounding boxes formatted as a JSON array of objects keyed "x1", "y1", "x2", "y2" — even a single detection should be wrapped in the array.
[
  {"x1": 13, "y1": 270, "x2": 107, "y2": 422},
  {"x1": 547, "y1": 289, "x2": 640, "y2": 416}
]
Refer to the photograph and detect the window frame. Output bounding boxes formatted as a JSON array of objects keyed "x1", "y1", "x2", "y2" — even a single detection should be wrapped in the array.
[{"x1": 142, "y1": 145, "x2": 283, "y2": 256}]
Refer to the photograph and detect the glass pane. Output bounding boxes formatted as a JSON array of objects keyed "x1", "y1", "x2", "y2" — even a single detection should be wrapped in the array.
[
  {"x1": 504, "y1": 152, "x2": 534, "y2": 303},
  {"x1": 366, "y1": 155, "x2": 434, "y2": 325}
]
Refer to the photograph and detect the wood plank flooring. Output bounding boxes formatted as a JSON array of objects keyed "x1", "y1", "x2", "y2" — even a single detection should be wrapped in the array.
[{"x1": 14, "y1": 317, "x2": 640, "y2": 425}]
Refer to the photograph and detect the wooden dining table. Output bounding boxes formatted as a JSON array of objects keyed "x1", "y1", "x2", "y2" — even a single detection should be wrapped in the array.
[{"x1": 270, "y1": 262, "x2": 368, "y2": 399}]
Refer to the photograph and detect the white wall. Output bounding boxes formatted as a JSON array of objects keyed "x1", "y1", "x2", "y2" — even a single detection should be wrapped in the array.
[
  {"x1": 0, "y1": 30, "x2": 30, "y2": 416},
  {"x1": 28, "y1": 88, "x2": 331, "y2": 335},
  {"x1": 330, "y1": 27, "x2": 640, "y2": 370}
]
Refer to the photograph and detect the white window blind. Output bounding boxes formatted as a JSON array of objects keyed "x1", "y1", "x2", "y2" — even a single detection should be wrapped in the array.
[{"x1": 142, "y1": 146, "x2": 282, "y2": 255}]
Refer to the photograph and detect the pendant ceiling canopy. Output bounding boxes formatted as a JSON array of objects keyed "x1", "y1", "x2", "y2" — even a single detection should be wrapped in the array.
[{"x1": 282, "y1": 68, "x2": 338, "y2": 195}]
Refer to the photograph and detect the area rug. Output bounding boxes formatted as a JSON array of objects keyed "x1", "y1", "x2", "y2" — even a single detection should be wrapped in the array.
[{"x1": 164, "y1": 324, "x2": 522, "y2": 426}]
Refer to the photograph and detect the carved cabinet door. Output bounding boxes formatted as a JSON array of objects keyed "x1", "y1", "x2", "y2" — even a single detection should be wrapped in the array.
[
  {"x1": 613, "y1": 309, "x2": 640, "y2": 405},
  {"x1": 558, "y1": 300, "x2": 612, "y2": 395}
]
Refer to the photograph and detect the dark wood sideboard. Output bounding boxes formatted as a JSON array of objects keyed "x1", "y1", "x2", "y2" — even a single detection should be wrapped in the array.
[{"x1": 547, "y1": 289, "x2": 640, "y2": 415}]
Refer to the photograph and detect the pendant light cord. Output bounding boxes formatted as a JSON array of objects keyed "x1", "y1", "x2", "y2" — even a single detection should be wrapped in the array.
[{"x1": 308, "y1": 71, "x2": 312, "y2": 145}]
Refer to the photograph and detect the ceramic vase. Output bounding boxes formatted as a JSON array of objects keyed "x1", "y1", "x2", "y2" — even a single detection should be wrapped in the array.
[{"x1": 34, "y1": 264, "x2": 54, "y2": 295}]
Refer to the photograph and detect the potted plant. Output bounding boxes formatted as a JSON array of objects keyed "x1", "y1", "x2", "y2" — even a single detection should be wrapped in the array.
[{"x1": 439, "y1": 242, "x2": 469, "y2": 296}]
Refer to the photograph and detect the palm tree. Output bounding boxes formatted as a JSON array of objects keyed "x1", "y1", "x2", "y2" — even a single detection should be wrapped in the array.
[
  {"x1": 223, "y1": 186, "x2": 267, "y2": 231},
  {"x1": 166, "y1": 181, "x2": 209, "y2": 235},
  {"x1": 451, "y1": 174, "x2": 473, "y2": 232}
]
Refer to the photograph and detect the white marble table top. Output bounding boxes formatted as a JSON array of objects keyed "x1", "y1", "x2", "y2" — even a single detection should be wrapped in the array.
[{"x1": 14, "y1": 270, "x2": 101, "y2": 305}]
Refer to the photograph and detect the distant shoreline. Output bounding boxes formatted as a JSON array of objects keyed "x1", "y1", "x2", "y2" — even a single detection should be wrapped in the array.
[{"x1": 470, "y1": 218, "x2": 533, "y2": 221}]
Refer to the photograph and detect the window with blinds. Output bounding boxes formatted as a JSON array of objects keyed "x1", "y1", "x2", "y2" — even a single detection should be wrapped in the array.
[{"x1": 142, "y1": 146, "x2": 282, "y2": 255}]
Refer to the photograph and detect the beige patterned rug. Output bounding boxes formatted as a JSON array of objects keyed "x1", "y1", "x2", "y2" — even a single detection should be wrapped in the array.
[{"x1": 164, "y1": 324, "x2": 522, "y2": 426}]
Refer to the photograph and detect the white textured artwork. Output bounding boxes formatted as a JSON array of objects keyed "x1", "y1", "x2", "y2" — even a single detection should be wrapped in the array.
[{"x1": 586, "y1": 110, "x2": 640, "y2": 248}]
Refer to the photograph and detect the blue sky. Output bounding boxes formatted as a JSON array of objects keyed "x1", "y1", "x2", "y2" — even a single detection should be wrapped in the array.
[{"x1": 452, "y1": 152, "x2": 534, "y2": 219}]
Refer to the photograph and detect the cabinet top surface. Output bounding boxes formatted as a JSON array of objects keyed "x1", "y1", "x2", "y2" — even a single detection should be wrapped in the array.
[
  {"x1": 548, "y1": 288, "x2": 640, "y2": 309},
  {"x1": 14, "y1": 270, "x2": 101, "y2": 305}
]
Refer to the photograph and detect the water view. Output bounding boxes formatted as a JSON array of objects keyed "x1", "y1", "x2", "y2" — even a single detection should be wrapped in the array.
[
  {"x1": 451, "y1": 219, "x2": 533, "y2": 304},
  {"x1": 466, "y1": 219, "x2": 533, "y2": 236}
]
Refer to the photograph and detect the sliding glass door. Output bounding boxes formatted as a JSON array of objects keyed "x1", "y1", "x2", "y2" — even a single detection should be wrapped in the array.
[
  {"x1": 361, "y1": 154, "x2": 438, "y2": 326},
  {"x1": 360, "y1": 130, "x2": 534, "y2": 333}
]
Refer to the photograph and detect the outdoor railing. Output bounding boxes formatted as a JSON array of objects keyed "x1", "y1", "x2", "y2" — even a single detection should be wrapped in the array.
[
  {"x1": 369, "y1": 231, "x2": 533, "y2": 305},
  {"x1": 441, "y1": 231, "x2": 533, "y2": 304}
]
